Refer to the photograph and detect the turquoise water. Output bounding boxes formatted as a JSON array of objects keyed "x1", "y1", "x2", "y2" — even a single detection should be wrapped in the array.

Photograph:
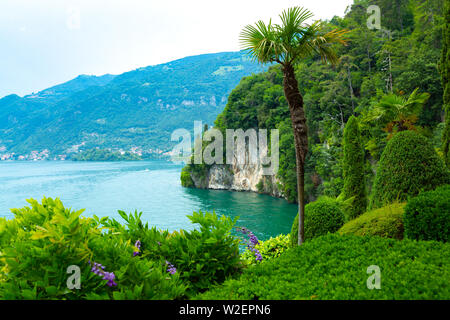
[{"x1": 0, "y1": 160, "x2": 298, "y2": 241}]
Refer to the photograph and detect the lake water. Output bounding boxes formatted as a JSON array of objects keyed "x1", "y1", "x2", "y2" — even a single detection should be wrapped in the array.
[{"x1": 0, "y1": 160, "x2": 298, "y2": 241}]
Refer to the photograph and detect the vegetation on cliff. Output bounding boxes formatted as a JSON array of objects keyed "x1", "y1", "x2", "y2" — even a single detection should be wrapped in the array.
[
  {"x1": 239, "y1": 6, "x2": 348, "y2": 244},
  {"x1": 182, "y1": 0, "x2": 448, "y2": 209}
]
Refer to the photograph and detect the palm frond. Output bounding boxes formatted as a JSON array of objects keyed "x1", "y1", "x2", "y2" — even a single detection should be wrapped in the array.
[
  {"x1": 239, "y1": 6, "x2": 348, "y2": 66},
  {"x1": 403, "y1": 87, "x2": 430, "y2": 116},
  {"x1": 279, "y1": 6, "x2": 314, "y2": 29},
  {"x1": 365, "y1": 88, "x2": 430, "y2": 125},
  {"x1": 277, "y1": 7, "x2": 314, "y2": 44},
  {"x1": 309, "y1": 22, "x2": 349, "y2": 65},
  {"x1": 239, "y1": 19, "x2": 282, "y2": 64}
]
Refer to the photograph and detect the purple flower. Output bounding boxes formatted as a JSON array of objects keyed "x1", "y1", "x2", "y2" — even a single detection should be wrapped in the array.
[
  {"x1": 102, "y1": 271, "x2": 117, "y2": 287},
  {"x1": 237, "y1": 227, "x2": 260, "y2": 246},
  {"x1": 251, "y1": 247, "x2": 263, "y2": 262},
  {"x1": 89, "y1": 261, "x2": 117, "y2": 287},
  {"x1": 165, "y1": 260, "x2": 177, "y2": 275},
  {"x1": 236, "y1": 226, "x2": 262, "y2": 262},
  {"x1": 133, "y1": 240, "x2": 141, "y2": 256},
  {"x1": 248, "y1": 233, "x2": 259, "y2": 246}
]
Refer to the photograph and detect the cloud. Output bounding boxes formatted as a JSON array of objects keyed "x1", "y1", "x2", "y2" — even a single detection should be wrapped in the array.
[{"x1": 66, "y1": 6, "x2": 81, "y2": 30}]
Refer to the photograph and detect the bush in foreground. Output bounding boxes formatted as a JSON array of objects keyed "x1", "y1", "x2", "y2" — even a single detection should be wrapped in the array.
[
  {"x1": 0, "y1": 198, "x2": 187, "y2": 300},
  {"x1": 370, "y1": 131, "x2": 449, "y2": 209},
  {"x1": 338, "y1": 203, "x2": 405, "y2": 239},
  {"x1": 196, "y1": 234, "x2": 450, "y2": 300},
  {"x1": 0, "y1": 198, "x2": 241, "y2": 299},
  {"x1": 290, "y1": 198, "x2": 345, "y2": 246},
  {"x1": 404, "y1": 184, "x2": 450, "y2": 242},
  {"x1": 240, "y1": 234, "x2": 290, "y2": 266}
]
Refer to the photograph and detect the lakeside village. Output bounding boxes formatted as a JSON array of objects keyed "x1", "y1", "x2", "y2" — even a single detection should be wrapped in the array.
[{"x1": 0, "y1": 146, "x2": 170, "y2": 161}]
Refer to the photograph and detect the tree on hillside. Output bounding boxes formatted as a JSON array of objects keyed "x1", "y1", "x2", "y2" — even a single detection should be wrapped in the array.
[
  {"x1": 342, "y1": 115, "x2": 367, "y2": 220},
  {"x1": 441, "y1": 0, "x2": 450, "y2": 167},
  {"x1": 339, "y1": 55, "x2": 358, "y2": 112},
  {"x1": 363, "y1": 88, "x2": 430, "y2": 139},
  {"x1": 240, "y1": 7, "x2": 348, "y2": 245}
]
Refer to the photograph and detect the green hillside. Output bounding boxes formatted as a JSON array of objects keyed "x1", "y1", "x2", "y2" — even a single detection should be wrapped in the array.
[
  {"x1": 0, "y1": 51, "x2": 266, "y2": 158},
  {"x1": 183, "y1": 0, "x2": 447, "y2": 203}
]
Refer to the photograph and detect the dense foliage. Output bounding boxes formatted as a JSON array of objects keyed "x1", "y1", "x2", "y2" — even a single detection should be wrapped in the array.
[
  {"x1": 370, "y1": 131, "x2": 449, "y2": 209},
  {"x1": 290, "y1": 198, "x2": 345, "y2": 245},
  {"x1": 196, "y1": 234, "x2": 450, "y2": 300},
  {"x1": 0, "y1": 198, "x2": 241, "y2": 299},
  {"x1": 180, "y1": 166, "x2": 195, "y2": 187},
  {"x1": 183, "y1": 0, "x2": 448, "y2": 206},
  {"x1": 442, "y1": 0, "x2": 450, "y2": 166},
  {"x1": 240, "y1": 234, "x2": 290, "y2": 266},
  {"x1": 404, "y1": 184, "x2": 450, "y2": 242},
  {"x1": 342, "y1": 115, "x2": 367, "y2": 219},
  {"x1": 338, "y1": 203, "x2": 405, "y2": 239}
]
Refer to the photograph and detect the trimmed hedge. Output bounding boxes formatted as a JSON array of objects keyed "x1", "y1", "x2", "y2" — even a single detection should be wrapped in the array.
[
  {"x1": 404, "y1": 184, "x2": 450, "y2": 242},
  {"x1": 290, "y1": 198, "x2": 345, "y2": 246},
  {"x1": 370, "y1": 131, "x2": 449, "y2": 209},
  {"x1": 338, "y1": 203, "x2": 405, "y2": 239},
  {"x1": 196, "y1": 234, "x2": 450, "y2": 300},
  {"x1": 342, "y1": 115, "x2": 367, "y2": 219}
]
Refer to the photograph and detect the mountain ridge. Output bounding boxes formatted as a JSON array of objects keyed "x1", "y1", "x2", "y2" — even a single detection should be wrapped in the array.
[{"x1": 0, "y1": 51, "x2": 267, "y2": 160}]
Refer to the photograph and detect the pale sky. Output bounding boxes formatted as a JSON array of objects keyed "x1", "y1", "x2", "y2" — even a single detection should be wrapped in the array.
[{"x1": 0, "y1": 0, "x2": 354, "y2": 98}]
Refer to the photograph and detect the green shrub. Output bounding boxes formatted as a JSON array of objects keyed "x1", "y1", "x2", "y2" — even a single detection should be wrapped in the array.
[
  {"x1": 157, "y1": 211, "x2": 241, "y2": 294},
  {"x1": 0, "y1": 198, "x2": 187, "y2": 300},
  {"x1": 370, "y1": 131, "x2": 449, "y2": 209},
  {"x1": 85, "y1": 235, "x2": 187, "y2": 300},
  {"x1": 338, "y1": 203, "x2": 405, "y2": 239},
  {"x1": 256, "y1": 179, "x2": 264, "y2": 193},
  {"x1": 102, "y1": 209, "x2": 241, "y2": 295},
  {"x1": 404, "y1": 184, "x2": 450, "y2": 242},
  {"x1": 196, "y1": 234, "x2": 450, "y2": 300},
  {"x1": 0, "y1": 198, "x2": 107, "y2": 299},
  {"x1": 240, "y1": 234, "x2": 290, "y2": 266},
  {"x1": 0, "y1": 198, "x2": 241, "y2": 299},
  {"x1": 290, "y1": 198, "x2": 345, "y2": 246},
  {"x1": 180, "y1": 166, "x2": 195, "y2": 187},
  {"x1": 342, "y1": 115, "x2": 367, "y2": 219}
]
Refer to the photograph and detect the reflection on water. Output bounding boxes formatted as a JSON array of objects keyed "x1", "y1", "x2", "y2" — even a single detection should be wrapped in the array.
[{"x1": 0, "y1": 160, "x2": 298, "y2": 240}]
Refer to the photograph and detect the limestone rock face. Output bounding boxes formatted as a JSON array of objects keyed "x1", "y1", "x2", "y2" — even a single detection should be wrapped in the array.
[{"x1": 189, "y1": 150, "x2": 284, "y2": 199}]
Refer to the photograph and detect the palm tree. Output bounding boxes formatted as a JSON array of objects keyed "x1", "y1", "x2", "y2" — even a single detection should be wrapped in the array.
[
  {"x1": 364, "y1": 88, "x2": 430, "y2": 138},
  {"x1": 240, "y1": 7, "x2": 348, "y2": 245}
]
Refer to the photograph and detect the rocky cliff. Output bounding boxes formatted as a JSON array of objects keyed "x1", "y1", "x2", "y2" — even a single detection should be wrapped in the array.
[{"x1": 188, "y1": 158, "x2": 285, "y2": 199}]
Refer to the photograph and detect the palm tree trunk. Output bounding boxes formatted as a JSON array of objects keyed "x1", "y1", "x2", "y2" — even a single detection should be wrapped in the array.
[{"x1": 282, "y1": 63, "x2": 308, "y2": 245}]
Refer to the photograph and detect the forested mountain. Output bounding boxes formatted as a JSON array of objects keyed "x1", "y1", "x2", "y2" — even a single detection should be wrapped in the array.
[
  {"x1": 0, "y1": 51, "x2": 266, "y2": 159},
  {"x1": 183, "y1": 0, "x2": 448, "y2": 203}
]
